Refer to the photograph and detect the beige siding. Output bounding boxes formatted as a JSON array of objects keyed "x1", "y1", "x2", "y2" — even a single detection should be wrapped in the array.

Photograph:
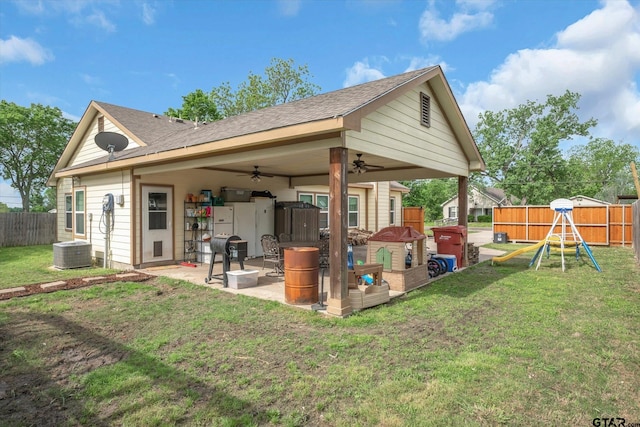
[
  {"x1": 346, "y1": 83, "x2": 469, "y2": 177},
  {"x1": 377, "y1": 182, "x2": 390, "y2": 229},
  {"x1": 442, "y1": 197, "x2": 458, "y2": 219},
  {"x1": 70, "y1": 117, "x2": 140, "y2": 167},
  {"x1": 137, "y1": 169, "x2": 292, "y2": 264},
  {"x1": 80, "y1": 172, "x2": 133, "y2": 267},
  {"x1": 56, "y1": 178, "x2": 73, "y2": 242},
  {"x1": 390, "y1": 192, "x2": 401, "y2": 226}
]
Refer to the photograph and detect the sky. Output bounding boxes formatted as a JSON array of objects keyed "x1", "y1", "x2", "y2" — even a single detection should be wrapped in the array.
[{"x1": 1, "y1": 0, "x2": 640, "y2": 208}]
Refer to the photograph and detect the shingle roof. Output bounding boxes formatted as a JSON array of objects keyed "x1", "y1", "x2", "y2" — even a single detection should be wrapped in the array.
[{"x1": 92, "y1": 66, "x2": 438, "y2": 162}]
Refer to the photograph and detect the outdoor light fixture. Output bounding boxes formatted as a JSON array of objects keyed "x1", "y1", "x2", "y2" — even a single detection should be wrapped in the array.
[{"x1": 72, "y1": 176, "x2": 80, "y2": 187}]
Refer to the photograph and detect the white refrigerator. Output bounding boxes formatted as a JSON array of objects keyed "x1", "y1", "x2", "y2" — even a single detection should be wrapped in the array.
[
  {"x1": 226, "y1": 198, "x2": 274, "y2": 258},
  {"x1": 212, "y1": 206, "x2": 234, "y2": 235},
  {"x1": 200, "y1": 206, "x2": 234, "y2": 263}
]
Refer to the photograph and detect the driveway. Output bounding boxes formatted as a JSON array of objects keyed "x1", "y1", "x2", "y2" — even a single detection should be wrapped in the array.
[{"x1": 467, "y1": 228, "x2": 507, "y2": 262}]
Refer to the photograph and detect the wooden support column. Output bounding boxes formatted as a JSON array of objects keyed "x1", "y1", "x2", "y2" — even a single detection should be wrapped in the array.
[
  {"x1": 326, "y1": 147, "x2": 352, "y2": 317},
  {"x1": 458, "y1": 175, "x2": 469, "y2": 267}
]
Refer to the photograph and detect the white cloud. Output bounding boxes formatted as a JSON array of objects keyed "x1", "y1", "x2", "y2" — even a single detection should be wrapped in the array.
[
  {"x1": 62, "y1": 110, "x2": 81, "y2": 122},
  {"x1": 86, "y1": 10, "x2": 116, "y2": 32},
  {"x1": 0, "y1": 35, "x2": 54, "y2": 65},
  {"x1": 404, "y1": 55, "x2": 449, "y2": 73},
  {"x1": 419, "y1": 0, "x2": 495, "y2": 43},
  {"x1": 343, "y1": 59, "x2": 387, "y2": 87},
  {"x1": 13, "y1": 0, "x2": 120, "y2": 32},
  {"x1": 80, "y1": 73, "x2": 102, "y2": 85},
  {"x1": 26, "y1": 91, "x2": 64, "y2": 106},
  {"x1": 12, "y1": 0, "x2": 46, "y2": 14},
  {"x1": 142, "y1": 2, "x2": 156, "y2": 25},
  {"x1": 277, "y1": 0, "x2": 301, "y2": 17},
  {"x1": 459, "y1": 0, "x2": 640, "y2": 147}
]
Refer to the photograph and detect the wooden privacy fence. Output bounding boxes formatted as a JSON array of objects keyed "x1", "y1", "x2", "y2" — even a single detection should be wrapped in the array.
[
  {"x1": 402, "y1": 207, "x2": 425, "y2": 234},
  {"x1": 633, "y1": 201, "x2": 639, "y2": 264},
  {"x1": 493, "y1": 205, "x2": 633, "y2": 246},
  {"x1": 0, "y1": 213, "x2": 57, "y2": 247}
]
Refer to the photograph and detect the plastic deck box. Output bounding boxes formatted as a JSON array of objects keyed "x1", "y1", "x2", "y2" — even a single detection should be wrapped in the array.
[{"x1": 225, "y1": 270, "x2": 259, "y2": 289}]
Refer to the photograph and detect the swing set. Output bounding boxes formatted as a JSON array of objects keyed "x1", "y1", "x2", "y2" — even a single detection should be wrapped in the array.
[{"x1": 529, "y1": 198, "x2": 602, "y2": 272}]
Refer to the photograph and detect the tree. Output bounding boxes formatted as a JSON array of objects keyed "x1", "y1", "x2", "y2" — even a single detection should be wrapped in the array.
[
  {"x1": 164, "y1": 89, "x2": 221, "y2": 122},
  {"x1": 474, "y1": 91, "x2": 596, "y2": 205},
  {"x1": 401, "y1": 178, "x2": 457, "y2": 221},
  {"x1": 566, "y1": 138, "x2": 639, "y2": 200},
  {"x1": 0, "y1": 101, "x2": 76, "y2": 211},
  {"x1": 210, "y1": 58, "x2": 321, "y2": 117},
  {"x1": 0, "y1": 201, "x2": 9, "y2": 213}
]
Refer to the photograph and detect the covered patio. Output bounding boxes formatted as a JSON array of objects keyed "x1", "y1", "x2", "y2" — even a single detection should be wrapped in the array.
[{"x1": 52, "y1": 66, "x2": 485, "y2": 317}]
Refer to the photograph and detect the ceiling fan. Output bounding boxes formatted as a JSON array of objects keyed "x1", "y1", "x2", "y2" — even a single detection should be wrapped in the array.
[
  {"x1": 239, "y1": 166, "x2": 274, "y2": 182},
  {"x1": 352, "y1": 153, "x2": 384, "y2": 174}
]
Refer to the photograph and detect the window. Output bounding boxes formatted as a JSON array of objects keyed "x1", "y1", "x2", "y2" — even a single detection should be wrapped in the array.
[
  {"x1": 298, "y1": 192, "x2": 329, "y2": 227},
  {"x1": 65, "y1": 194, "x2": 72, "y2": 230},
  {"x1": 390, "y1": 197, "x2": 396, "y2": 225},
  {"x1": 299, "y1": 193, "x2": 313, "y2": 204},
  {"x1": 148, "y1": 192, "x2": 168, "y2": 230},
  {"x1": 348, "y1": 196, "x2": 359, "y2": 227},
  {"x1": 448, "y1": 206, "x2": 458, "y2": 219},
  {"x1": 316, "y1": 195, "x2": 329, "y2": 228},
  {"x1": 420, "y1": 92, "x2": 431, "y2": 127},
  {"x1": 74, "y1": 188, "x2": 86, "y2": 236},
  {"x1": 297, "y1": 192, "x2": 361, "y2": 229}
]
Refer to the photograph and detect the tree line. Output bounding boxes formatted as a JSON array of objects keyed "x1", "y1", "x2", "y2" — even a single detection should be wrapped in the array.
[{"x1": 403, "y1": 91, "x2": 639, "y2": 221}]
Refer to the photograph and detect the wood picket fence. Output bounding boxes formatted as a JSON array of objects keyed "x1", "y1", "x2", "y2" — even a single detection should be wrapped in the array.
[
  {"x1": 633, "y1": 201, "x2": 640, "y2": 264},
  {"x1": 493, "y1": 204, "x2": 634, "y2": 246},
  {"x1": 0, "y1": 213, "x2": 57, "y2": 247}
]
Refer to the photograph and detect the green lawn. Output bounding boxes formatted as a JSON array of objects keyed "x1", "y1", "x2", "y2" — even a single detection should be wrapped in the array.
[
  {"x1": 1, "y1": 244, "x2": 639, "y2": 426},
  {"x1": 0, "y1": 245, "x2": 117, "y2": 289}
]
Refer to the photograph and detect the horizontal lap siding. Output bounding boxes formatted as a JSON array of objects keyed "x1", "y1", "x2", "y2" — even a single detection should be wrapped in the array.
[
  {"x1": 493, "y1": 205, "x2": 632, "y2": 246},
  {"x1": 82, "y1": 173, "x2": 132, "y2": 265},
  {"x1": 56, "y1": 178, "x2": 73, "y2": 241},
  {"x1": 71, "y1": 118, "x2": 140, "y2": 167},
  {"x1": 347, "y1": 85, "x2": 469, "y2": 177}
]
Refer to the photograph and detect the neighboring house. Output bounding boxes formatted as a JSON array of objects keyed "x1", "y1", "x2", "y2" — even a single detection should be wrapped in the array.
[
  {"x1": 442, "y1": 186, "x2": 510, "y2": 220},
  {"x1": 569, "y1": 195, "x2": 610, "y2": 207},
  {"x1": 48, "y1": 66, "x2": 484, "y2": 317}
]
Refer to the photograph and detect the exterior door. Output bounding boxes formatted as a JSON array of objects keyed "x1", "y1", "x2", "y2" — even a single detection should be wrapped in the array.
[{"x1": 142, "y1": 185, "x2": 173, "y2": 263}]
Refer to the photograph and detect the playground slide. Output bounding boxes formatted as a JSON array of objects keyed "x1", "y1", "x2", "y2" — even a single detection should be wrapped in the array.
[{"x1": 492, "y1": 240, "x2": 546, "y2": 264}]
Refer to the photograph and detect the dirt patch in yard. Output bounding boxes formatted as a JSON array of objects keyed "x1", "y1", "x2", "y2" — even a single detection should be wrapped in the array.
[{"x1": 0, "y1": 272, "x2": 153, "y2": 301}]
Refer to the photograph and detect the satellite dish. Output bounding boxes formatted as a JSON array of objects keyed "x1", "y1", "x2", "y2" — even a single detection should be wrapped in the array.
[{"x1": 95, "y1": 132, "x2": 128, "y2": 161}]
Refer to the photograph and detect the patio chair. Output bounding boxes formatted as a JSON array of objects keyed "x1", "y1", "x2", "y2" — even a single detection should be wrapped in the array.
[{"x1": 261, "y1": 234, "x2": 283, "y2": 276}]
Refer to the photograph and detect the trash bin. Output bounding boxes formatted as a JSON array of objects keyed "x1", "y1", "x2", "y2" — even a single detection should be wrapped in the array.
[
  {"x1": 493, "y1": 232, "x2": 507, "y2": 244},
  {"x1": 431, "y1": 225, "x2": 467, "y2": 268}
]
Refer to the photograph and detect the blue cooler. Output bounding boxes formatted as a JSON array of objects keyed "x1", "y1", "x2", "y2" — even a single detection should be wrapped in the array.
[{"x1": 434, "y1": 254, "x2": 457, "y2": 272}]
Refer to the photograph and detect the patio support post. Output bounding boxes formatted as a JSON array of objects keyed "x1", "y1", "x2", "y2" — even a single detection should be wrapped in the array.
[
  {"x1": 458, "y1": 175, "x2": 469, "y2": 267},
  {"x1": 326, "y1": 147, "x2": 352, "y2": 317}
]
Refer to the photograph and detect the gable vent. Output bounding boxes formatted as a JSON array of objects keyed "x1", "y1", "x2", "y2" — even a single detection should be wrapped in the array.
[{"x1": 420, "y1": 92, "x2": 431, "y2": 128}]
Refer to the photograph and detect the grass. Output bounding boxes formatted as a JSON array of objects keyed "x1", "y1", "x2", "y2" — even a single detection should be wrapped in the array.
[
  {"x1": 1, "y1": 244, "x2": 639, "y2": 425},
  {"x1": 0, "y1": 245, "x2": 117, "y2": 289}
]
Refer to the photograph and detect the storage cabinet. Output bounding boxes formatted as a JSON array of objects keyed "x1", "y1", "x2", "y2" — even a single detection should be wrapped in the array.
[
  {"x1": 183, "y1": 202, "x2": 212, "y2": 263},
  {"x1": 275, "y1": 201, "x2": 320, "y2": 242}
]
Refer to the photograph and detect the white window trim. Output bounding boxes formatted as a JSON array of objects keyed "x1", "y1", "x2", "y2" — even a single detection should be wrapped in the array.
[
  {"x1": 73, "y1": 187, "x2": 86, "y2": 238},
  {"x1": 348, "y1": 196, "x2": 359, "y2": 228}
]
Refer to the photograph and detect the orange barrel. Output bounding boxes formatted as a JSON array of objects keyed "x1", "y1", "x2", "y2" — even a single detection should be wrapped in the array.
[{"x1": 284, "y1": 247, "x2": 319, "y2": 304}]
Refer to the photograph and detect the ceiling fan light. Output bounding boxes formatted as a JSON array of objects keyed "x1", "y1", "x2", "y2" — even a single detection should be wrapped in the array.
[{"x1": 251, "y1": 174, "x2": 261, "y2": 183}]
